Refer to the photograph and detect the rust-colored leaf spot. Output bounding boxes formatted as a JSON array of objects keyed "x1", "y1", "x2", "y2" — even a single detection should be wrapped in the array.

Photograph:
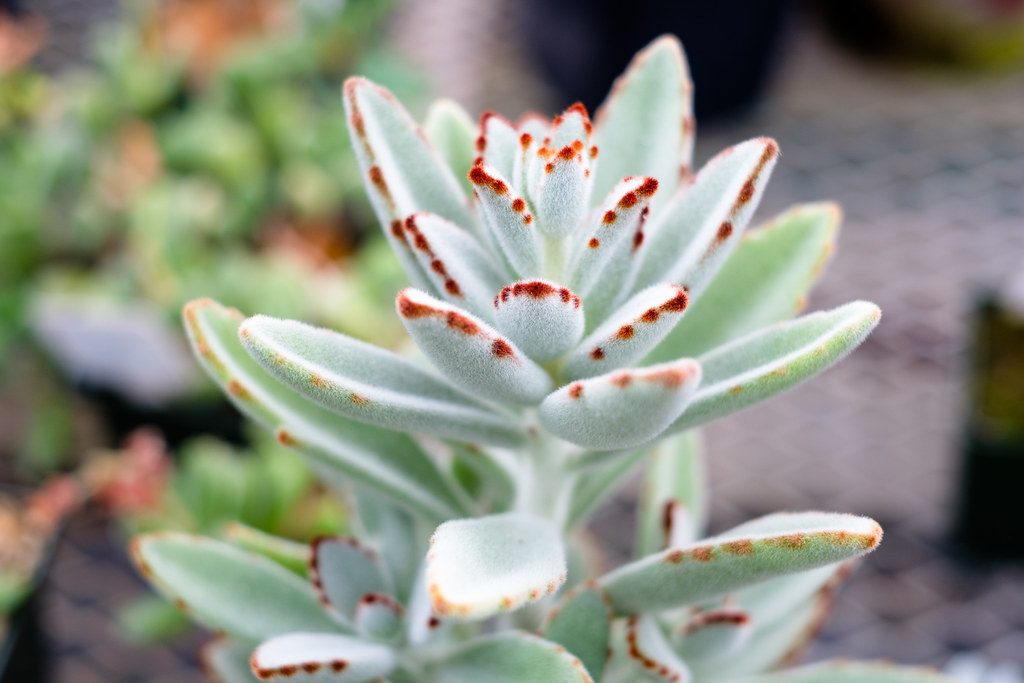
[
  {"x1": 588, "y1": 237, "x2": 601, "y2": 249},
  {"x1": 276, "y1": 429, "x2": 298, "y2": 447},
  {"x1": 427, "y1": 616, "x2": 441, "y2": 629},
  {"x1": 568, "y1": 383, "x2": 583, "y2": 399},
  {"x1": 640, "y1": 308, "x2": 660, "y2": 323},
  {"x1": 643, "y1": 366, "x2": 692, "y2": 389},
  {"x1": 350, "y1": 393, "x2": 370, "y2": 405},
  {"x1": 589, "y1": 145, "x2": 599, "y2": 159},
  {"x1": 302, "y1": 662, "x2": 322, "y2": 674},
  {"x1": 445, "y1": 310, "x2": 479, "y2": 335},
  {"x1": 717, "y1": 221, "x2": 734, "y2": 243},
  {"x1": 492, "y1": 338, "x2": 515, "y2": 358},
  {"x1": 524, "y1": 214, "x2": 533, "y2": 224},
  {"x1": 227, "y1": 379, "x2": 249, "y2": 399},
  {"x1": 666, "y1": 549, "x2": 684, "y2": 564},
  {"x1": 310, "y1": 374, "x2": 329, "y2": 388},
  {"x1": 611, "y1": 372, "x2": 632, "y2": 388},
  {"x1": 616, "y1": 324, "x2": 635, "y2": 340},
  {"x1": 590, "y1": 347, "x2": 605, "y2": 361},
  {"x1": 632, "y1": 230, "x2": 645, "y2": 251},
  {"x1": 772, "y1": 533, "x2": 806, "y2": 549},
  {"x1": 390, "y1": 219, "x2": 406, "y2": 243},
  {"x1": 430, "y1": 259, "x2": 447, "y2": 276},
  {"x1": 738, "y1": 180, "x2": 755, "y2": 204},
  {"x1": 637, "y1": 177, "x2": 659, "y2": 197},
  {"x1": 444, "y1": 279, "x2": 463, "y2": 296},
  {"x1": 468, "y1": 165, "x2": 509, "y2": 194},
  {"x1": 618, "y1": 192, "x2": 639, "y2": 208},
  {"x1": 728, "y1": 384, "x2": 743, "y2": 395},
  {"x1": 520, "y1": 132, "x2": 533, "y2": 148},
  {"x1": 513, "y1": 281, "x2": 556, "y2": 298},
  {"x1": 544, "y1": 162, "x2": 555, "y2": 174},
  {"x1": 724, "y1": 539, "x2": 754, "y2": 555},
  {"x1": 661, "y1": 289, "x2": 689, "y2": 313},
  {"x1": 397, "y1": 294, "x2": 434, "y2": 319},
  {"x1": 691, "y1": 546, "x2": 713, "y2": 562},
  {"x1": 512, "y1": 197, "x2": 526, "y2": 212},
  {"x1": 368, "y1": 166, "x2": 389, "y2": 196},
  {"x1": 475, "y1": 134, "x2": 486, "y2": 153},
  {"x1": 603, "y1": 210, "x2": 616, "y2": 224},
  {"x1": 330, "y1": 660, "x2": 347, "y2": 672}
]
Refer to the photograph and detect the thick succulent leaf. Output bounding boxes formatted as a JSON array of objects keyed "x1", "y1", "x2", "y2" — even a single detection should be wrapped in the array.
[
  {"x1": 426, "y1": 513, "x2": 566, "y2": 620},
  {"x1": 405, "y1": 563, "x2": 443, "y2": 646},
  {"x1": 633, "y1": 137, "x2": 779, "y2": 300},
  {"x1": 426, "y1": 632, "x2": 593, "y2": 683},
  {"x1": 396, "y1": 288, "x2": 553, "y2": 405},
  {"x1": 493, "y1": 279, "x2": 584, "y2": 362},
  {"x1": 549, "y1": 102, "x2": 593, "y2": 150},
  {"x1": 535, "y1": 138, "x2": 592, "y2": 240},
  {"x1": 448, "y1": 441, "x2": 517, "y2": 512},
  {"x1": 513, "y1": 127, "x2": 540, "y2": 199},
  {"x1": 732, "y1": 661, "x2": 956, "y2": 683},
  {"x1": 250, "y1": 632, "x2": 396, "y2": 682},
  {"x1": 564, "y1": 284, "x2": 689, "y2": 380},
  {"x1": 542, "y1": 583, "x2": 611, "y2": 682},
  {"x1": 570, "y1": 176, "x2": 659, "y2": 308},
  {"x1": 202, "y1": 637, "x2": 259, "y2": 683},
  {"x1": 667, "y1": 301, "x2": 881, "y2": 433},
  {"x1": 424, "y1": 99, "x2": 477, "y2": 194},
  {"x1": 673, "y1": 606, "x2": 752, "y2": 662},
  {"x1": 344, "y1": 78, "x2": 473, "y2": 227},
  {"x1": 401, "y1": 212, "x2": 508, "y2": 320},
  {"x1": 183, "y1": 300, "x2": 473, "y2": 519},
  {"x1": 351, "y1": 491, "x2": 422, "y2": 605},
  {"x1": 540, "y1": 359, "x2": 701, "y2": 450},
  {"x1": 606, "y1": 616, "x2": 692, "y2": 683},
  {"x1": 479, "y1": 112, "x2": 518, "y2": 181},
  {"x1": 238, "y1": 313, "x2": 525, "y2": 448},
  {"x1": 130, "y1": 533, "x2": 340, "y2": 642},
  {"x1": 648, "y1": 202, "x2": 840, "y2": 363},
  {"x1": 343, "y1": 78, "x2": 475, "y2": 291},
  {"x1": 469, "y1": 164, "x2": 541, "y2": 278},
  {"x1": 353, "y1": 593, "x2": 404, "y2": 642},
  {"x1": 597, "y1": 512, "x2": 882, "y2": 615},
  {"x1": 635, "y1": 430, "x2": 706, "y2": 557},
  {"x1": 223, "y1": 523, "x2": 308, "y2": 576},
  {"x1": 592, "y1": 35, "x2": 693, "y2": 210},
  {"x1": 311, "y1": 537, "x2": 391, "y2": 622}
]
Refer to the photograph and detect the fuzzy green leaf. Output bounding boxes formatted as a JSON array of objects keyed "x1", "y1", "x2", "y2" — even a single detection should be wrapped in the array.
[
  {"x1": 201, "y1": 638, "x2": 259, "y2": 683},
  {"x1": 353, "y1": 593, "x2": 404, "y2": 642},
  {"x1": 667, "y1": 301, "x2": 881, "y2": 433},
  {"x1": 424, "y1": 99, "x2": 477, "y2": 194},
  {"x1": 222, "y1": 523, "x2": 308, "y2": 576},
  {"x1": 427, "y1": 632, "x2": 593, "y2": 683},
  {"x1": 183, "y1": 299, "x2": 472, "y2": 520},
  {"x1": 541, "y1": 359, "x2": 701, "y2": 450},
  {"x1": 479, "y1": 112, "x2": 518, "y2": 182},
  {"x1": 673, "y1": 606, "x2": 752, "y2": 663},
  {"x1": 648, "y1": 202, "x2": 840, "y2": 363},
  {"x1": 564, "y1": 284, "x2": 689, "y2": 380},
  {"x1": 237, "y1": 313, "x2": 526, "y2": 448},
  {"x1": 426, "y1": 513, "x2": 566, "y2": 620},
  {"x1": 598, "y1": 512, "x2": 882, "y2": 615},
  {"x1": 606, "y1": 615, "x2": 692, "y2": 682},
  {"x1": 542, "y1": 584, "x2": 611, "y2": 681},
  {"x1": 251, "y1": 632, "x2": 396, "y2": 682},
  {"x1": 635, "y1": 430, "x2": 706, "y2": 557},
  {"x1": 468, "y1": 164, "x2": 542, "y2": 278},
  {"x1": 395, "y1": 288, "x2": 553, "y2": 405},
  {"x1": 535, "y1": 123, "x2": 592, "y2": 241},
  {"x1": 633, "y1": 137, "x2": 779, "y2": 300},
  {"x1": 493, "y1": 279, "x2": 584, "y2": 362},
  {"x1": 131, "y1": 533, "x2": 340, "y2": 642},
  {"x1": 311, "y1": 537, "x2": 391, "y2": 622},
  {"x1": 592, "y1": 35, "x2": 693, "y2": 210}
]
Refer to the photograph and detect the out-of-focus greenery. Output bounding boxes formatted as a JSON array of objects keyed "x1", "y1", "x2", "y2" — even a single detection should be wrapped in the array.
[{"x1": 0, "y1": 0, "x2": 417, "y2": 475}]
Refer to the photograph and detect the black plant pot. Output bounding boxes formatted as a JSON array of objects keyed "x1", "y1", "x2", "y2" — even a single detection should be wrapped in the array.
[
  {"x1": 954, "y1": 296, "x2": 1024, "y2": 557},
  {"x1": 522, "y1": 0, "x2": 792, "y2": 121}
]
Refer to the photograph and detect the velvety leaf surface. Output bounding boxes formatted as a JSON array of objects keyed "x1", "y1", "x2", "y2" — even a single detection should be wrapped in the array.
[
  {"x1": 479, "y1": 112, "x2": 518, "y2": 182},
  {"x1": 592, "y1": 35, "x2": 693, "y2": 210},
  {"x1": 673, "y1": 606, "x2": 752, "y2": 663},
  {"x1": 542, "y1": 584, "x2": 611, "y2": 682},
  {"x1": 424, "y1": 99, "x2": 477, "y2": 194},
  {"x1": 667, "y1": 301, "x2": 881, "y2": 433},
  {"x1": 564, "y1": 284, "x2": 689, "y2": 380},
  {"x1": 223, "y1": 523, "x2": 308, "y2": 576},
  {"x1": 598, "y1": 512, "x2": 882, "y2": 615},
  {"x1": 395, "y1": 288, "x2": 553, "y2": 405},
  {"x1": 131, "y1": 533, "x2": 339, "y2": 643},
  {"x1": 493, "y1": 279, "x2": 584, "y2": 362},
  {"x1": 633, "y1": 137, "x2": 778, "y2": 300},
  {"x1": 343, "y1": 78, "x2": 475, "y2": 290},
  {"x1": 567, "y1": 446, "x2": 649, "y2": 528},
  {"x1": 238, "y1": 313, "x2": 526, "y2": 447},
  {"x1": 353, "y1": 593, "x2": 404, "y2": 642},
  {"x1": 426, "y1": 632, "x2": 593, "y2": 683},
  {"x1": 469, "y1": 164, "x2": 542, "y2": 278},
  {"x1": 183, "y1": 299, "x2": 471, "y2": 519},
  {"x1": 535, "y1": 121, "x2": 592, "y2": 240},
  {"x1": 540, "y1": 359, "x2": 701, "y2": 450},
  {"x1": 311, "y1": 537, "x2": 391, "y2": 622},
  {"x1": 250, "y1": 632, "x2": 396, "y2": 682},
  {"x1": 605, "y1": 615, "x2": 692, "y2": 682},
  {"x1": 426, "y1": 513, "x2": 566, "y2": 620},
  {"x1": 648, "y1": 202, "x2": 840, "y2": 362},
  {"x1": 635, "y1": 430, "x2": 706, "y2": 557}
]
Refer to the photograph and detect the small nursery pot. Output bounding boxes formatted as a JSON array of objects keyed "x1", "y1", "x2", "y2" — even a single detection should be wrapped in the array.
[{"x1": 954, "y1": 295, "x2": 1024, "y2": 557}]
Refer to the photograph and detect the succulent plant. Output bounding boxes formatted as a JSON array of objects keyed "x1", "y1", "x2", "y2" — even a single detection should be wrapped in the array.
[{"x1": 131, "y1": 36, "x2": 953, "y2": 682}]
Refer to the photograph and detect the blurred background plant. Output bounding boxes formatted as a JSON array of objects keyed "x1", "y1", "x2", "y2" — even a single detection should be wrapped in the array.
[{"x1": 0, "y1": 0, "x2": 414, "y2": 481}]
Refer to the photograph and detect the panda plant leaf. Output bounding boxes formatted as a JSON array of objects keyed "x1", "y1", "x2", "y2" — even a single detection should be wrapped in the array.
[{"x1": 130, "y1": 35, "x2": 952, "y2": 683}]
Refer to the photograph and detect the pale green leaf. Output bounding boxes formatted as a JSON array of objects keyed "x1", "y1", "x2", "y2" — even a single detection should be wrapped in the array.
[
  {"x1": 222, "y1": 522, "x2": 308, "y2": 576},
  {"x1": 311, "y1": 537, "x2": 391, "y2": 622},
  {"x1": 131, "y1": 533, "x2": 340, "y2": 642},
  {"x1": 493, "y1": 279, "x2": 584, "y2": 363},
  {"x1": 424, "y1": 99, "x2": 477, "y2": 194},
  {"x1": 201, "y1": 638, "x2": 259, "y2": 683},
  {"x1": 542, "y1": 584, "x2": 611, "y2": 681},
  {"x1": 427, "y1": 632, "x2": 593, "y2": 683},
  {"x1": 635, "y1": 430, "x2": 706, "y2": 557},
  {"x1": 480, "y1": 112, "x2": 518, "y2": 182},
  {"x1": 251, "y1": 632, "x2": 396, "y2": 682},
  {"x1": 426, "y1": 513, "x2": 566, "y2": 620},
  {"x1": 648, "y1": 202, "x2": 840, "y2": 363},
  {"x1": 667, "y1": 301, "x2": 881, "y2": 434},
  {"x1": 468, "y1": 164, "x2": 542, "y2": 278}
]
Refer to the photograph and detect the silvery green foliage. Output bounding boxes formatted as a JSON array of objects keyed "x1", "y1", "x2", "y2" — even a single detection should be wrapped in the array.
[{"x1": 130, "y1": 36, "x2": 952, "y2": 683}]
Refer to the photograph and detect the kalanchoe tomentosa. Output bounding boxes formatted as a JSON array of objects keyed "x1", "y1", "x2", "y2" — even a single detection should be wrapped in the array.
[{"x1": 130, "y1": 36, "x2": 953, "y2": 683}]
